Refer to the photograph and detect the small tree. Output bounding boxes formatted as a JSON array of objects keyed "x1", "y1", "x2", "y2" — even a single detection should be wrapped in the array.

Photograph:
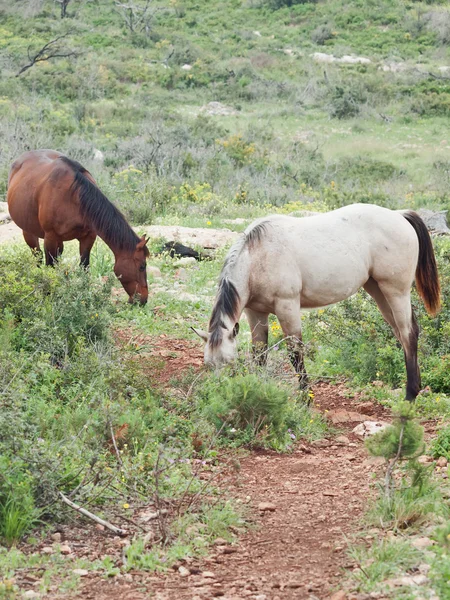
[
  {"x1": 366, "y1": 402, "x2": 425, "y2": 502},
  {"x1": 114, "y1": 0, "x2": 155, "y2": 35},
  {"x1": 55, "y1": 0, "x2": 71, "y2": 18}
]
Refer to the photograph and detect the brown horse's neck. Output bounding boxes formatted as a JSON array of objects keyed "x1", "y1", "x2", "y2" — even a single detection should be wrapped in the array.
[{"x1": 99, "y1": 235, "x2": 134, "y2": 260}]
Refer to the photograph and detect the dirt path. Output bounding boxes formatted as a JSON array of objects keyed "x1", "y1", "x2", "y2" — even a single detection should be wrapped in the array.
[
  {"x1": 148, "y1": 384, "x2": 387, "y2": 600},
  {"x1": 58, "y1": 381, "x2": 387, "y2": 600},
  {"x1": 0, "y1": 218, "x2": 239, "y2": 249}
]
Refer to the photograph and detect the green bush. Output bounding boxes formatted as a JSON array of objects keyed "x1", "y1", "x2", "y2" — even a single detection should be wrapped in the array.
[
  {"x1": 333, "y1": 156, "x2": 403, "y2": 184},
  {"x1": 311, "y1": 24, "x2": 334, "y2": 45},
  {"x1": 0, "y1": 249, "x2": 113, "y2": 362},
  {"x1": 430, "y1": 425, "x2": 450, "y2": 459},
  {"x1": 328, "y1": 82, "x2": 367, "y2": 119},
  {"x1": 197, "y1": 372, "x2": 327, "y2": 451}
]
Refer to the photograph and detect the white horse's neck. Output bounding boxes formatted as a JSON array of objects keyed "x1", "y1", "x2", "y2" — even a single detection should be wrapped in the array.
[
  {"x1": 209, "y1": 236, "x2": 250, "y2": 340},
  {"x1": 221, "y1": 237, "x2": 251, "y2": 316}
]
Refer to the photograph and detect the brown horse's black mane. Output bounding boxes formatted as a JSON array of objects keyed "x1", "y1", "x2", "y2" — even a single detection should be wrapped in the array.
[
  {"x1": 209, "y1": 278, "x2": 240, "y2": 348},
  {"x1": 61, "y1": 156, "x2": 147, "y2": 255}
]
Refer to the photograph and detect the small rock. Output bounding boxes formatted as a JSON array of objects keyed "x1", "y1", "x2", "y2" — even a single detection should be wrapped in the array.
[
  {"x1": 357, "y1": 402, "x2": 375, "y2": 415},
  {"x1": 202, "y1": 571, "x2": 216, "y2": 579},
  {"x1": 335, "y1": 435, "x2": 350, "y2": 445},
  {"x1": 95, "y1": 524, "x2": 105, "y2": 531},
  {"x1": 148, "y1": 266, "x2": 162, "y2": 278},
  {"x1": 412, "y1": 537, "x2": 434, "y2": 550},
  {"x1": 178, "y1": 566, "x2": 190, "y2": 577},
  {"x1": 385, "y1": 574, "x2": 429, "y2": 587},
  {"x1": 258, "y1": 502, "x2": 276, "y2": 512},
  {"x1": 73, "y1": 569, "x2": 89, "y2": 577},
  {"x1": 181, "y1": 64, "x2": 192, "y2": 70},
  {"x1": 353, "y1": 421, "x2": 390, "y2": 438},
  {"x1": 311, "y1": 439, "x2": 331, "y2": 448},
  {"x1": 174, "y1": 257, "x2": 197, "y2": 266},
  {"x1": 213, "y1": 538, "x2": 228, "y2": 546},
  {"x1": 174, "y1": 267, "x2": 189, "y2": 281},
  {"x1": 23, "y1": 592, "x2": 40, "y2": 599},
  {"x1": 328, "y1": 410, "x2": 366, "y2": 424},
  {"x1": 51, "y1": 533, "x2": 61, "y2": 542},
  {"x1": 255, "y1": 595, "x2": 267, "y2": 600},
  {"x1": 140, "y1": 511, "x2": 159, "y2": 522},
  {"x1": 418, "y1": 563, "x2": 431, "y2": 574},
  {"x1": 329, "y1": 592, "x2": 347, "y2": 600},
  {"x1": 418, "y1": 455, "x2": 433, "y2": 464},
  {"x1": 218, "y1": 546, "x2": 237, "y2": 554},
  {"x1": 93, "y1": 149, "x2": 104, "y2": 163},
  {"x1": 436, "y1": 456, "x2": 448, "y2": 467},
  {"x1": 60, "y1": 545, "x2": 72, "y2": 555},
  {"x1": 298, "y1": 444, "x2": 312, "y2": 453},
  {"x1": 41, "y1": 546, "x2": 53, "y2": 554}
]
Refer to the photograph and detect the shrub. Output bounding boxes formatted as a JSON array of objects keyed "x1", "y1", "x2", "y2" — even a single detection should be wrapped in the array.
[
  {"x1": 311, "y1": 25, "x2": 334, "y2": 45},
  {"x1": 328, "y1": 82, "x2": 367, "y2": 119},
  {"x1": 265, "y1": 0, "x2": 317, "y2": 8},
  {"x1": 430, "y1": 425, "x2": 450, "y2": 459},
  {"x1": 333, "y1": 156, "x2": 403, "y2": 185},
  {"x1": 217, "y1": 134, "x2": 256, "y2": 167},
  {"x1": 197, "y1": 373, "x2": 327, "y2": 451},
  {"x1": 426, "y1": 9, "x2": 450, "y2": 45}
]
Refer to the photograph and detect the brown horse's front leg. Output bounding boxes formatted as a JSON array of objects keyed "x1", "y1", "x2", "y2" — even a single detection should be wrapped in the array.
[
  {"x1": 79, "y1": 233, "x2": 96, "y2": 268},
  {"x1": 23, "y1": 231, "x2": 43, "y2": 265},
  {"x1": 44, "y1": 234, "x2": 64, "y2": 266}
]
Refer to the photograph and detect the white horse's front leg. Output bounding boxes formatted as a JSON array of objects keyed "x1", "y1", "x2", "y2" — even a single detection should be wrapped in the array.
[
  {"x1": 245, "y1": 308, "x2": 269, "y2": 365},
  {"x1": 275, "y1": 300, "x2": 308, "y2": 390}
]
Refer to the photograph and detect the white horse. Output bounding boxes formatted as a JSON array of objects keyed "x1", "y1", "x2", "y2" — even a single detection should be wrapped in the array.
[{"x1": 193, "y1": 204, "x2": 440, "y2": 401}]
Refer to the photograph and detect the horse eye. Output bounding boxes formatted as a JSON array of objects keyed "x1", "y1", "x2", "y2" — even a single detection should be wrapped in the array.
[{"x1": 139, "y1": 263, "x2": 146, "y2": 272}]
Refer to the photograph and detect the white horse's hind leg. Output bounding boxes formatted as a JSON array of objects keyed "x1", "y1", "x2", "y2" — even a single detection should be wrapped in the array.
[
  {"x1": 245, "y1": 308, "x2": 269, "y2": 365},
  {"x1": 275, "y1": 300, "x2": 308, "y2": 390},
  {"x1": 378, "y1": 285, "x2": 421, "y2": 401},
  {"x1": 363, "y1": 278, "x2": 400, "y2": 339}
]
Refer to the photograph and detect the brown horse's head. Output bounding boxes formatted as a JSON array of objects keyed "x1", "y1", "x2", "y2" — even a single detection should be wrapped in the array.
[{"x1": 114, "y1": 236, "x2": 149, "y2": 305}]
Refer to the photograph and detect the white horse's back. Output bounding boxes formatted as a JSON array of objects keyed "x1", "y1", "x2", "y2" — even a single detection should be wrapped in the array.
[{"x1": 244, "y1": 204, "x2": 419, "y2": 310}]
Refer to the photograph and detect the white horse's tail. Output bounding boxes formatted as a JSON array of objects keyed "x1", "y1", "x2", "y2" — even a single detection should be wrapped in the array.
[{"x1": 402, "y1": 211, "x2": 441, "y2": 316}]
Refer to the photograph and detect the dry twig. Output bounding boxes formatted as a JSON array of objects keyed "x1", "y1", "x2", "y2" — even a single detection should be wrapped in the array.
[{"x1": 59, "y1": 491, "x2": 128, "y2": 536}]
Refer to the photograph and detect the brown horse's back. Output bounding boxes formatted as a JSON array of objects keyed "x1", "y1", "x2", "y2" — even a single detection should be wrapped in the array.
[{"x1": 7, "y1": 149, "x2": 91, "y2": 241}]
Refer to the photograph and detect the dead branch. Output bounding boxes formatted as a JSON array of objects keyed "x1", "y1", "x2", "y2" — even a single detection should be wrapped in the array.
[
  {"x1": 108, "y1": 417, "x2": 124, "y2": 467},
  {"x1": 59, "y1": 491, "x2": 128, "y2": 536},
  {"x1": 114, "y1": 0, "x2": 156, "y2": 35},
  {"x1": 413, "y1": 67, "x2": 450, "y2": 81},
  {"x1": 16, "y1": 33, "x2": 78, "y2": 77}
]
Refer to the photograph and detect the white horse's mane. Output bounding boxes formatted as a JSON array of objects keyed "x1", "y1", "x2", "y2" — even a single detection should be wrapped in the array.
[{"x1": 221, "y1": 218, "x2": 270, "y2": 279}]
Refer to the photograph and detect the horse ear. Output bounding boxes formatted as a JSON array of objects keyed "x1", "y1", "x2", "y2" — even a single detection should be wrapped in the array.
[
  {"x1": 233, "y1": 322, "x2": 240, "y2": 337},
  {"x1": 136, "y1": 235, "x2": 150, "y2": 251},
  {"x1": 191, "y1": 326, "x2": 209, "y2": 342}
]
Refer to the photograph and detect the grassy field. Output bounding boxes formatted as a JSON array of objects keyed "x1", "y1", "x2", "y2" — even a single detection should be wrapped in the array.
[{"x1": 2, "y1": 0, "x2": 450, "y2": 597}]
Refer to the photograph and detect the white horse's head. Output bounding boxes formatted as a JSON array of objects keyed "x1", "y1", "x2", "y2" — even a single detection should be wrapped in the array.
[{"x1": 192, "y1": 322, "x2": 240, "y2": 369}]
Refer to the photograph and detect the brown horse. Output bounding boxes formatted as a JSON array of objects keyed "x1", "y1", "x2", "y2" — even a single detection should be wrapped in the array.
[{"x1": 7, "y1": 149, "x2": 149, "y2": 304}]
